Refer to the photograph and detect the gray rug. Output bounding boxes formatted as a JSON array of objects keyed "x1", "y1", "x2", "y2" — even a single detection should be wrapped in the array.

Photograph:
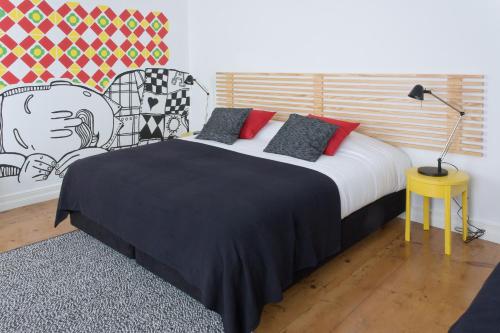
[{"x1": 0, "y1": 231, "x2": 223, "y2": 333}]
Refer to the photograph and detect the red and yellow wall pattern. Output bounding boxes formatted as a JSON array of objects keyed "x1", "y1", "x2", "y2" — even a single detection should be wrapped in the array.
[{"x1": 0, "y1": 0, "x2": 169, "y2": 91}]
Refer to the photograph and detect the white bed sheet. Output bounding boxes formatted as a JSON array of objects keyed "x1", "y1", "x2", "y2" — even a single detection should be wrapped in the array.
[{"x1": 183, "y1": 121, "x2": 411, "y2": 219}]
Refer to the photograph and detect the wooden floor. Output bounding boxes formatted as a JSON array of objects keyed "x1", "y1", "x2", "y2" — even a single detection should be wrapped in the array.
[{"x1": 1, "y1": 200, "x2": 499, "y2": 333}]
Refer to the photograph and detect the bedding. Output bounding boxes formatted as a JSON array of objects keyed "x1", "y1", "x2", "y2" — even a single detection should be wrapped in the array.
[
  {"x1": 196, "y1": 107, "x2": 251, "y2": 144},
  {"x1": 264, "y1": 114, "x2": 338, "y2": 162},
  {"x1": 55, "y1": 117, "x2": 411, "y2": 332},
  {"x1": 308, "y1": 114, "x2": 360, "y2": 155},
  {"x1": 55, "y1": 139, "x2": 341, "y2": 333},
  {"x1": 185, "y1": 120, "x2": 411, "y2": 219}
]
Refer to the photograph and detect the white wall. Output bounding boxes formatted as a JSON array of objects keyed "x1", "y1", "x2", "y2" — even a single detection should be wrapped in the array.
[
  {"x1": 187, "y1": 0, "x2": 500, "y2": 242},
  {"x1": 0, "y1": 0, "x2": 189, "y2": 210}
]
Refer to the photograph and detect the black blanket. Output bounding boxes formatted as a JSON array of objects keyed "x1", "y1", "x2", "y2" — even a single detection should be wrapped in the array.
[{"x1": 55, "y1": 140, "x2": 341, "y2": 333}]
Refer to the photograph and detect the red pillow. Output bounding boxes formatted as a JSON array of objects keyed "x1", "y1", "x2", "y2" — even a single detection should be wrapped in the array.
[
  {"x1": 308, "y1": 115, "x2": 360, "y2": 155},
  {"x1": 239, "y1": 109, "x2": 276, "y2": 139}
]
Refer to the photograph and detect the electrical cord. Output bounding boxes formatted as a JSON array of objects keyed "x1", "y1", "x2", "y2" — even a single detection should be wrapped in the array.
[
  {"x1": 453, "y1": 197, "x2": 485, "y2": 243},
  {"x1": 441, "y1": 161, "x2": 458, "y2": 171},
  {"x1": 441, "y1": 161, "x2": 486, "y2": 242}
]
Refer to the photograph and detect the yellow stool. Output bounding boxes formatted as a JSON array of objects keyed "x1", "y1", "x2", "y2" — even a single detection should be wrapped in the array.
[{"x1": 405, "y1": 167, "x2": 469, "y2": 255}]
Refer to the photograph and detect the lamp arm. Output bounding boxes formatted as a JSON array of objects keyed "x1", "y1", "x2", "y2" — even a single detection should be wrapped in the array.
[
  {"x1": 194, "y1": 79, "x2": 210, "y2": 96},
  {"x1": 203, "y1": 91, "x2": 210, "y2": 124},
  {"x1": 429, "y1": 92, "x2": 464, "y2": 115},
  {"x1": 439, "y1": 113, "x2": 464, "y2": 162},
  {"x1": 427, "y1": 91, "x2": 466, "y2": 163}
]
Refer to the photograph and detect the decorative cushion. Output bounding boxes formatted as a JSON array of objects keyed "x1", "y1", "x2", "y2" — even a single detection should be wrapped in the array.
[
  {"x1": 308, "y1": 115, "x2": 360, "y2": 155},
  {"x1": 264, "y1": 114, "x2": 338, "y2": 162},
  {"x1": 239, "y1": 109, "x2": 277, "y2": 139},
  {"x1": 197, "y1": 108, "x2": 252, "y2": 144}
]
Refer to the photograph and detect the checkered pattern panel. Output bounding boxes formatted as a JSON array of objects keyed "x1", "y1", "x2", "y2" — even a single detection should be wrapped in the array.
[
  {"x1": 104, "y1": 69, "x2": 145, "y2": 148},
  {"x1": 105, "y1": 70, "x2": 145, "y2": 116},
  {"x1": 165, "y1": 89, "x2": 190, "y2": 114},
  {"x1": 0, "y1": 1, "x2": 169, "y2": 91},
  {"x1": 144, "y1": 68, "x2": 169, "y2": 94},
  {"x1": 139, "y1": 113, "x2": 164, "y2": 141}
]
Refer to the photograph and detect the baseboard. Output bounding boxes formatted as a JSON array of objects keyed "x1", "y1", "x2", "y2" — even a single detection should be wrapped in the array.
[
  {"x1": 400, "y1": 204, "x2": 500, "y2": 244},
  {"x1": 0, "y1": 183, "x2": 61, "y2": 212}
]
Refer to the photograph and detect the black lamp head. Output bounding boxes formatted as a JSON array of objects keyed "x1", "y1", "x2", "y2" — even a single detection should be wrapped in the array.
[
  {"x1": 408, "y1": 84, "x2": 425, "y2": 100},
  {"x1": 408, "y1": 84, "x2": 431, "y2": 101},
  {"x1": 184, "y1": 75, "x2": 194, "y2": 85}
]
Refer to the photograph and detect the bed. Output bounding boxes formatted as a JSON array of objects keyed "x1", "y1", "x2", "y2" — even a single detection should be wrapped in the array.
[{"x1": 55, "y1": 118, "x2": 410, "y2": 333}]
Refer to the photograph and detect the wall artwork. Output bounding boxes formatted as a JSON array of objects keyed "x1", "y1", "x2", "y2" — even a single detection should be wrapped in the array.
[
  {"x1": 0, "y1": 0, "x2": 169, "y2": 90},
  {"x1": 0, "y1": 1, "x2": 190, "y2": 184}
]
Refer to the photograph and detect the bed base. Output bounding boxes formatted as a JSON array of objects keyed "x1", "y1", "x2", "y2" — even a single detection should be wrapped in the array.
[{"x1": 70, "y1": 189, "x2": 405, "y2": 304}]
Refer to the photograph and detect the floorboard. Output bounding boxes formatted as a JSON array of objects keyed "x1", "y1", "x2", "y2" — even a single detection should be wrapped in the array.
[{"x1": 1, "y1": 200, "x2": 498, "y2": 333}]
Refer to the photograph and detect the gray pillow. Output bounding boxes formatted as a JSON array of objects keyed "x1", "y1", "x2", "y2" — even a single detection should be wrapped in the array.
[
  {"x1": 264, "y1": 114, "x2": 337, "y2": 162},
  {"x1": 196, "y1": 108, "x2": 251, "y2": 144}
]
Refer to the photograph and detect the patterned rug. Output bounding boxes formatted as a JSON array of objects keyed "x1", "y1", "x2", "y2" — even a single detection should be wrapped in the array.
[{"x1": 0, "y1": 232, "x2": 223, "y2": 333}]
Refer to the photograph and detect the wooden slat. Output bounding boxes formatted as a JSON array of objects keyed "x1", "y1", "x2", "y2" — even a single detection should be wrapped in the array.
[
  {"x1": 322, "y1": 95, "x2": 483, "y2": 108},
  {"x1": 216, "y1": 83, "x2": 484, "y2": 97},
  {"x1": 216, "y1": 72, "x2": 484, "y2": 156},
  {"x1": 218, "y1": 97, "x2": 313, "y2": 110},
  {"x1": 349, "y1": 119, "x2": 483, "y2": 135},
  {"x1": 323, "y1": 79, "x2": 483, "y2": 87},
  {"x1": 217, "y1": 86, "x2": 483, "y2": 101},
  {"x1": 358, "y1": 123, "x2": 482, "y2": 137},
  {"x1": 221, "y1": 102, "x2": 311, "y2": 115},
  {"x1": 217, "y1": 93, "x2": 313, "y2": 103},
  {"x1": 218, "y1": 81, "x2": 484, "y2": 94},
  {"x1": 221, "y1": 77, "x2": 483, "y2": 87},
  {"x1": 324, "y1": 86, "x2": 483, "y2": 101},
  {"x1": 219, "y1": 91, "x2": 483, "y2": 110},
  {"x1": 217, "y1": 85, "x2": 315, "y2": 94},
  {"x1": 323, "y1": 108, "x2": 484, "y2": 122},
  {"x1": 325, "y1": 107, "x2": 483, "y2": 122},
  {"x1": 358, "y1": 132, "x2": 482, "y2": 151},
  {"x1": 322, "y1": 111, "x2": 484, "y2": 128},
  {"x1": 323, "y1": 100, "x2": 484, "y2": 114},
  {"x1": 220, "y1": 76, "x2": 315, "y2": 83},
  {"x1": 358, "y1": 126, "x2": 483, "y2": 143},
  {"x1": 218, "y1": 90, "x2": 315, "y2": 98},
  {"x1": 394, "y1": 142, "x2": 482, "y2": 157},
  {"x1": 226, "y1": 72, "x2": 483, "y2": 79}
]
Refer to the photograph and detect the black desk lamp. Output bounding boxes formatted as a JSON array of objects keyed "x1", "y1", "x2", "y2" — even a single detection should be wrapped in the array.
[
  {"x1": 408, "y1": 84, "x2": 465, "y2": 177},
  {"x1": 184, "y1": 75, "x2": 210, "y2": 132}
]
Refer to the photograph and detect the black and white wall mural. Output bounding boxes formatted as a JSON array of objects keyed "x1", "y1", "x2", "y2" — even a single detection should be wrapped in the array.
[{"x1": 0, "y1": 68, "x2": 190, "y2": 183}]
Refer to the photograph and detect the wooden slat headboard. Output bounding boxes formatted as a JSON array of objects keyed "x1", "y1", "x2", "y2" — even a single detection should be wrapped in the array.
[{"x1": 216, "y1": 72, "x2": 484, "y2": 156}]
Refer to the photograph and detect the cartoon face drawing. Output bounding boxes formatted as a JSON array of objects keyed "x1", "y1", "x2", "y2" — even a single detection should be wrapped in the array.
[
  {"x1": 0, "y1": 81, "x2": 120, "y2": 162},
  {"x1": 0, "y1": 68, "x2": 190, "y2": 183}
]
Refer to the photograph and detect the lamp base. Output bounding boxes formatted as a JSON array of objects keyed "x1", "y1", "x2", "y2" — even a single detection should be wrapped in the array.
[{"x1": 417, "y1": 166, "x2": 448, "y2": 177}]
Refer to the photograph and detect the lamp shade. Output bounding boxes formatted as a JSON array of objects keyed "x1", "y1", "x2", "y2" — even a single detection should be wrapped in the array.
[
  {"x1": 408, "y1": 84, "x2": 425, "y2": 100},
  {"x1": 184, "y1": 75, "x2": 194, "y2": 85}
]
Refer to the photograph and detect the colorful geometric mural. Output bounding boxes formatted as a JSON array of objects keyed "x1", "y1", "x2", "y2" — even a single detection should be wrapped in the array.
[{"x1": 0, "y1": 0, "x2": 169, "y2": 91}]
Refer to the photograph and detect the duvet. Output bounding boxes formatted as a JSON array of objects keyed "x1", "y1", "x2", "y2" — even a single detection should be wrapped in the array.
[{"x1": 56, "y1": 139, "x2": 341, "y2": 333}]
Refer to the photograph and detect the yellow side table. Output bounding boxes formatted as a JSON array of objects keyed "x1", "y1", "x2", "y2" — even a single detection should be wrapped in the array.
[{"x1": 405, "y1": 167, "x2": 469, "y2": 255}]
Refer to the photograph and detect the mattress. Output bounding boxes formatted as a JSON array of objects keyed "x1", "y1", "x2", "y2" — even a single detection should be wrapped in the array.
[{"x1": 184, "y1": 120, "x2": 412, "y2": 218}]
